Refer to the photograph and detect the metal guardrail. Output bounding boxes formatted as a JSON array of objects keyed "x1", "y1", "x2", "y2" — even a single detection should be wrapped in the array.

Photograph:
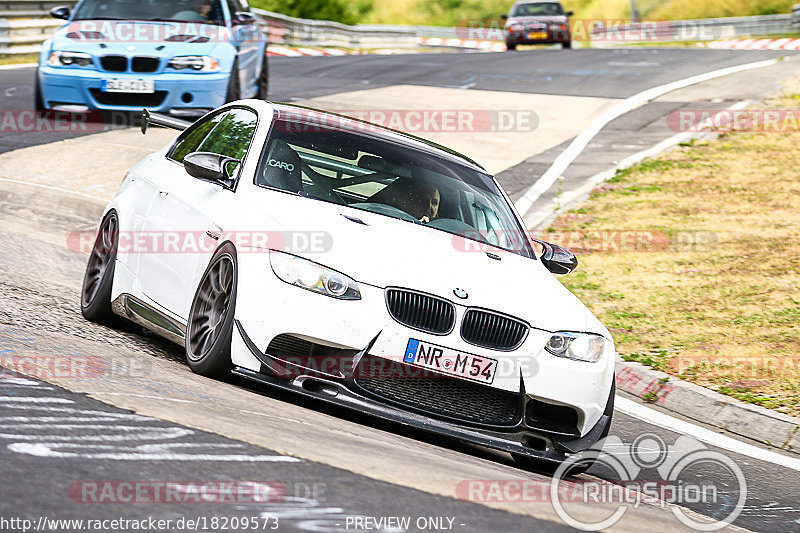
[
  {"x1": 252, "y1": 8, "x2": 415, "y2": 49},
  {"x1": 0, "y1": 3, "x2": 416, "y2": 54},
  {"x1": 590, "y1": 14, "x2": 796, "y2": 43},
  {"x1": 1, "y1": 2, "x2": 799, "y2": 55}
]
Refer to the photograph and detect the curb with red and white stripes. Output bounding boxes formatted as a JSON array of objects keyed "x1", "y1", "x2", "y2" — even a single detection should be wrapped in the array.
[
  {"x1": 266, "y1": 46, "x2": 407, "y2": 57},
  {"x1": 706, "y1": 37, "x2": 800, "y2": 50},
  {"x1": 415, "y1": 37, "x2": 506, "y2": 52}
]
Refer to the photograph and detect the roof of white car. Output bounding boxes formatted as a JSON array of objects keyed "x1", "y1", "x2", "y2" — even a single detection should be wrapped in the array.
[{"x1": 259, "y1": 101, "x2": 487, "y2": 173}]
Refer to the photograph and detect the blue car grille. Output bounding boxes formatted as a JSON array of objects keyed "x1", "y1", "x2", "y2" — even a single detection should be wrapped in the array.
[
  {"x1": 132, "y1": 57, "x2": 160, "y2": 73},
  {"x1": 100, "y1": 55, "x2": 127, "y2": 72}
]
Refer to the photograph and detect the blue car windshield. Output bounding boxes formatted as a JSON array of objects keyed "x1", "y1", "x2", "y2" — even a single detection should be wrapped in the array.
[
  {"x1": 256, "y1": 113, "x2": 535, "y2": 259},
  {"x1": 73, "y1": 0, "x2": 226, "y2": 25}
]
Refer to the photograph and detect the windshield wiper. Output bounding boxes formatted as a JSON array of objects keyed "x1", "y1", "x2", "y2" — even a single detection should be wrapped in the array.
[
  {"x1": 144, "y1": 17, "x2": 221, "y2": 25},
  {"x1": 73, "y1": 16, "x2": 126, "y2": 20}
]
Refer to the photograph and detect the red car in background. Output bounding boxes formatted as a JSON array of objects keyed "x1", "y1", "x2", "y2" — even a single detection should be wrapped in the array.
[{"x1": 503, "y1": 0, "x2": 573, "y2": 50}]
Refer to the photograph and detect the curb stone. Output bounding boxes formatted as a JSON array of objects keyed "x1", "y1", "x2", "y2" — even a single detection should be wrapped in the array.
[{"x1": 614, "y1": 356, "x2": 800, "y2": 455}]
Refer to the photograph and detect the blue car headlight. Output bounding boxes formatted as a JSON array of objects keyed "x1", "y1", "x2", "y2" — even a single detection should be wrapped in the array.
[
  {"x1": 47, "y1": 51, "x2": 93, "y2": 67},
  {"x1": 269, "y1": 251, "x2": 361, "y2": 300},
  {"x1": 167, "y1": 56, "x2": 220, "y2": 72},
  {"x1": 545, "y1": 332, "x2": 606, "y2": 362}
]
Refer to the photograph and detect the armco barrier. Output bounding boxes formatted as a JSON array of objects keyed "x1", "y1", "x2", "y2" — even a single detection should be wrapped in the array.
[
  {"x1": 0, "y1": 3, "x2": 416, "y2": 54},
  {"x1": 251, "y1": 8, "x2": 415, "y2": 49},
  {"x1": 1, "y1": 2, "x2": 798, "y2": 55},
  {"x1": 589, "y1": 14, "x2": 796, "y2": 43}
]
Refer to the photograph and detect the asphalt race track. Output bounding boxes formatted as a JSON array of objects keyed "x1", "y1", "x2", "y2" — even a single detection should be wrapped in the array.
[{"x1": 1, "y1": 47, "x2": 800, "y2": 532}]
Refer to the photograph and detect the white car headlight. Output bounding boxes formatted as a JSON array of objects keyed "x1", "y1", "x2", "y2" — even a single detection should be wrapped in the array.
[
  {"x1": 167, "y1": 56, "x2": 220, "y2": 72},
  {"x1": 545, "y1": 332, "x2": 606, "y2": 362},
  {"x1": 269, "y1": 251, "x2": 361, "y2": 300},
  {"x1": 48, "y1": 51, "x2": 93, "y2": 67}
]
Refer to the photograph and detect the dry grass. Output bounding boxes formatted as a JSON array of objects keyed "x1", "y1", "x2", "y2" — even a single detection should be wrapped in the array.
[
  {"x1": 547, "y1": 82, "x2": 800, "y2": 416},
  {"x1": 363, "y1": 0, "x2": 797, "y2": 26},
  {"x1": 0, "y1": 54, "x2": 39, "y2": 66}
]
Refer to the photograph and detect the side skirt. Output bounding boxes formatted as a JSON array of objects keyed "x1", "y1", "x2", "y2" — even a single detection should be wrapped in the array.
[{"x1": 111, "y1": 294, "x2": 186, "y2": 345}]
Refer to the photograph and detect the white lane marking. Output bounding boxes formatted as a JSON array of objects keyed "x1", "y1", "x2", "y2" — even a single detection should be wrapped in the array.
[
  {"x1": 0, "y1": 427, "x2": 192, "y2": 441},
  {"x1": 0, "y1": 177, "x2": 108, "y2": 202},
  {"x1": 9, "y1": 442, "x2": 303, "y2": 461},
  {"x1": 615, "y1": 396, "x2": 800, "y2": 473},
  {"x1": 0, "y1": 395, "x2": 304, "y2": 463},
  {"x1": 514, "y1": 58, "x2": 779, "y2": 216},
  {"x1": 0, "y1": 384, "x2": 55, "y2": 389},
  {"x1": 0, "y1": 397, "x2": 73, "y2": 403},
  {"x1": 523, "y1": 100, "x2": 750, "y2": 228},
  {"x1": 0, "y1": 377, "x2": 44, "y2": 386},
  {"x1": 0, "y1": 63, "x2": 37, "y2": 71},
  {"x1": 0, "y1": 416, "x2": 150, "y2": 422}
]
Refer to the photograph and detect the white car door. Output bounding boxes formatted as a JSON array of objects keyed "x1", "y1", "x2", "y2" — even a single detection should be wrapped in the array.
[{"x1": 136, "y1": 107, "x2": 258, "y2": 320}]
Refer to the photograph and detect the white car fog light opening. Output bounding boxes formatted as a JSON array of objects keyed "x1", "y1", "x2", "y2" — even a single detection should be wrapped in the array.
[
  {"x1": 545, "y1": 332, "x2": 606, "y2": 362},
  {"x1": 269, "y1": 251, "x2": 361, "y2": 300}
]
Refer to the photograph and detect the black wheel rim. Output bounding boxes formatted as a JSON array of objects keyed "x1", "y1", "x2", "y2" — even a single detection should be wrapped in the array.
[
  {"x1": 188, "y1": 254, "x2": 234, "y2": 361},
  {"x1": 82, "y1": 214, "x2": 117, "y2": 308}
]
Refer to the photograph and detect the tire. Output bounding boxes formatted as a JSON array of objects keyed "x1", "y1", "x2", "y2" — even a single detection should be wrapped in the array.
[
  {"x1": 513, "y1": 379, "x2": 615, "y2": 477},
  {"x1": 81, "y1": 211, "x2": 118, "y2": 324},
  {"x1": 561, "y1": 41, "x2": 572, "y2": 49},
  {"x1": 34, "y1": 67, "x2": 45, "y2": 112},
  {"x1": 256, "y1": 52, "x2": 269, "y2": 100},
  {"x1": 225, "y1": 60, "x2": 241, "y2": 103},
  {"x1": 506, "y1": 43, "x2": 517, "y2": 51},
  {"x1": 185, "y1": 243, "x2": 237, "y2": 378}
]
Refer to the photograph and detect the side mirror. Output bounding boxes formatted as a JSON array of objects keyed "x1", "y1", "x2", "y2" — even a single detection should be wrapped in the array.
[
  {"x1": 183, "y1": 152, "x2": 239, "y2": 186},
  {"x1": 50, "y1": 6, "x2": 71, "y2": 20},
  {"x1": 501, "y1": 14, "x2": 509, "y2": 19},
  {"x1": 566, "y1": 10, "x2": 574, "y2": 16},
  {"x1": 533, "y1": 239, "x2": 578, "y2": 275},
  {"x1": 234, "y1": 12, "x2": 257, "y2": 24}
]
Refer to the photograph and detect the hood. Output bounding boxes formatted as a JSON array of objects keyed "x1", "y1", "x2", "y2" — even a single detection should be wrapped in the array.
[
  {"x1": 50, "y1": 20, "x2": 228, "y2": 57},
  {"x1": 244, "y1": 190, "x2": 609, "y2": 337}
]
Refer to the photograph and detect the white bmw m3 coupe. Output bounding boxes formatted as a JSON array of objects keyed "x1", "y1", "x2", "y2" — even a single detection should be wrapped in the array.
[{"x1": 81, "y1": 100, "x2": 616, "y2": 473}]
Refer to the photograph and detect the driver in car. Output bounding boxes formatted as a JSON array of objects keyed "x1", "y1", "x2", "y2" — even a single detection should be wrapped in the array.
[
  {"x1": 392, "y1": 182, "x2": 440, "y2": 223},
  {"x1": 174, "y1": 0, "x2": 214, "y2": 21}
]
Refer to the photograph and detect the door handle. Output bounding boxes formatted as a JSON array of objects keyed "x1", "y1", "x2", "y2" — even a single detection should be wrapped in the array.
[
  {"x1": 159, "y1": 191, "x2": 169, "y2": 198},
  {"x1": 205, "y1": 230, "x2": 221, "y2": 241}
]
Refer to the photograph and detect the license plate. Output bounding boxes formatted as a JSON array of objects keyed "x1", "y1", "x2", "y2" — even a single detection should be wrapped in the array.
[
  {"x1": 101, "y1": 79, "x2": 155, "y2": 94},
  {"x1": 528, "y1": 31, "x2": 548, "y2": 40},
  {"x1": 404, "y1": 339, "x2": 497, "y2": 384}
]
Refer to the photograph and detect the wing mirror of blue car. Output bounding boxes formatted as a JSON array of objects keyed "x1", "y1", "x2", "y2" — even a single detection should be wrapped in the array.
[
  {"x1": 234, "y1": 12, "x2": 257, "y2": 24},
  {"x1": 183, "y1": 152, "x2": 240, "y2": 188},
  {"x1": 532, "y1": 239, "x2": 578, "y2": 275},
  {"x1": 50, "y1": 6, "x2": 71, "y2": 20}
]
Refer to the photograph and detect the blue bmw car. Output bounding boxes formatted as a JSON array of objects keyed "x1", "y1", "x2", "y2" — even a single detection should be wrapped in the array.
[{"x1": 36, "y1": 0, "x2": 268, "y2": 116}]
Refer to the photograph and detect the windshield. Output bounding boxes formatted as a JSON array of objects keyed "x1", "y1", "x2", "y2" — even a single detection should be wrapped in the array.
[
  {"x1": 256, "y1": 116, "x2": 534, "y2": 259},
  {"x1": 511, "y1": 2, "x2": 564, "y2": 16},
  {"x1": 73, "y1": 0, "x2": 226, "y2": 24}
]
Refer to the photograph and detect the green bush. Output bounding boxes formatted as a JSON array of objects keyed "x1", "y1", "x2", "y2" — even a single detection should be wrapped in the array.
[{"x1": 251, "y1": 0, "x2": 373, "y2": 25}]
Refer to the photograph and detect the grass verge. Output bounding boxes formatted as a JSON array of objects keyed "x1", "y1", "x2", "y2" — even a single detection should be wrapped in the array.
[
  {"x1": 0, "y1": 54, "x2": 39, "y2": 66},
  {"x1": 544, "y1": 82, "x2": 800, "y2": 416}
]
